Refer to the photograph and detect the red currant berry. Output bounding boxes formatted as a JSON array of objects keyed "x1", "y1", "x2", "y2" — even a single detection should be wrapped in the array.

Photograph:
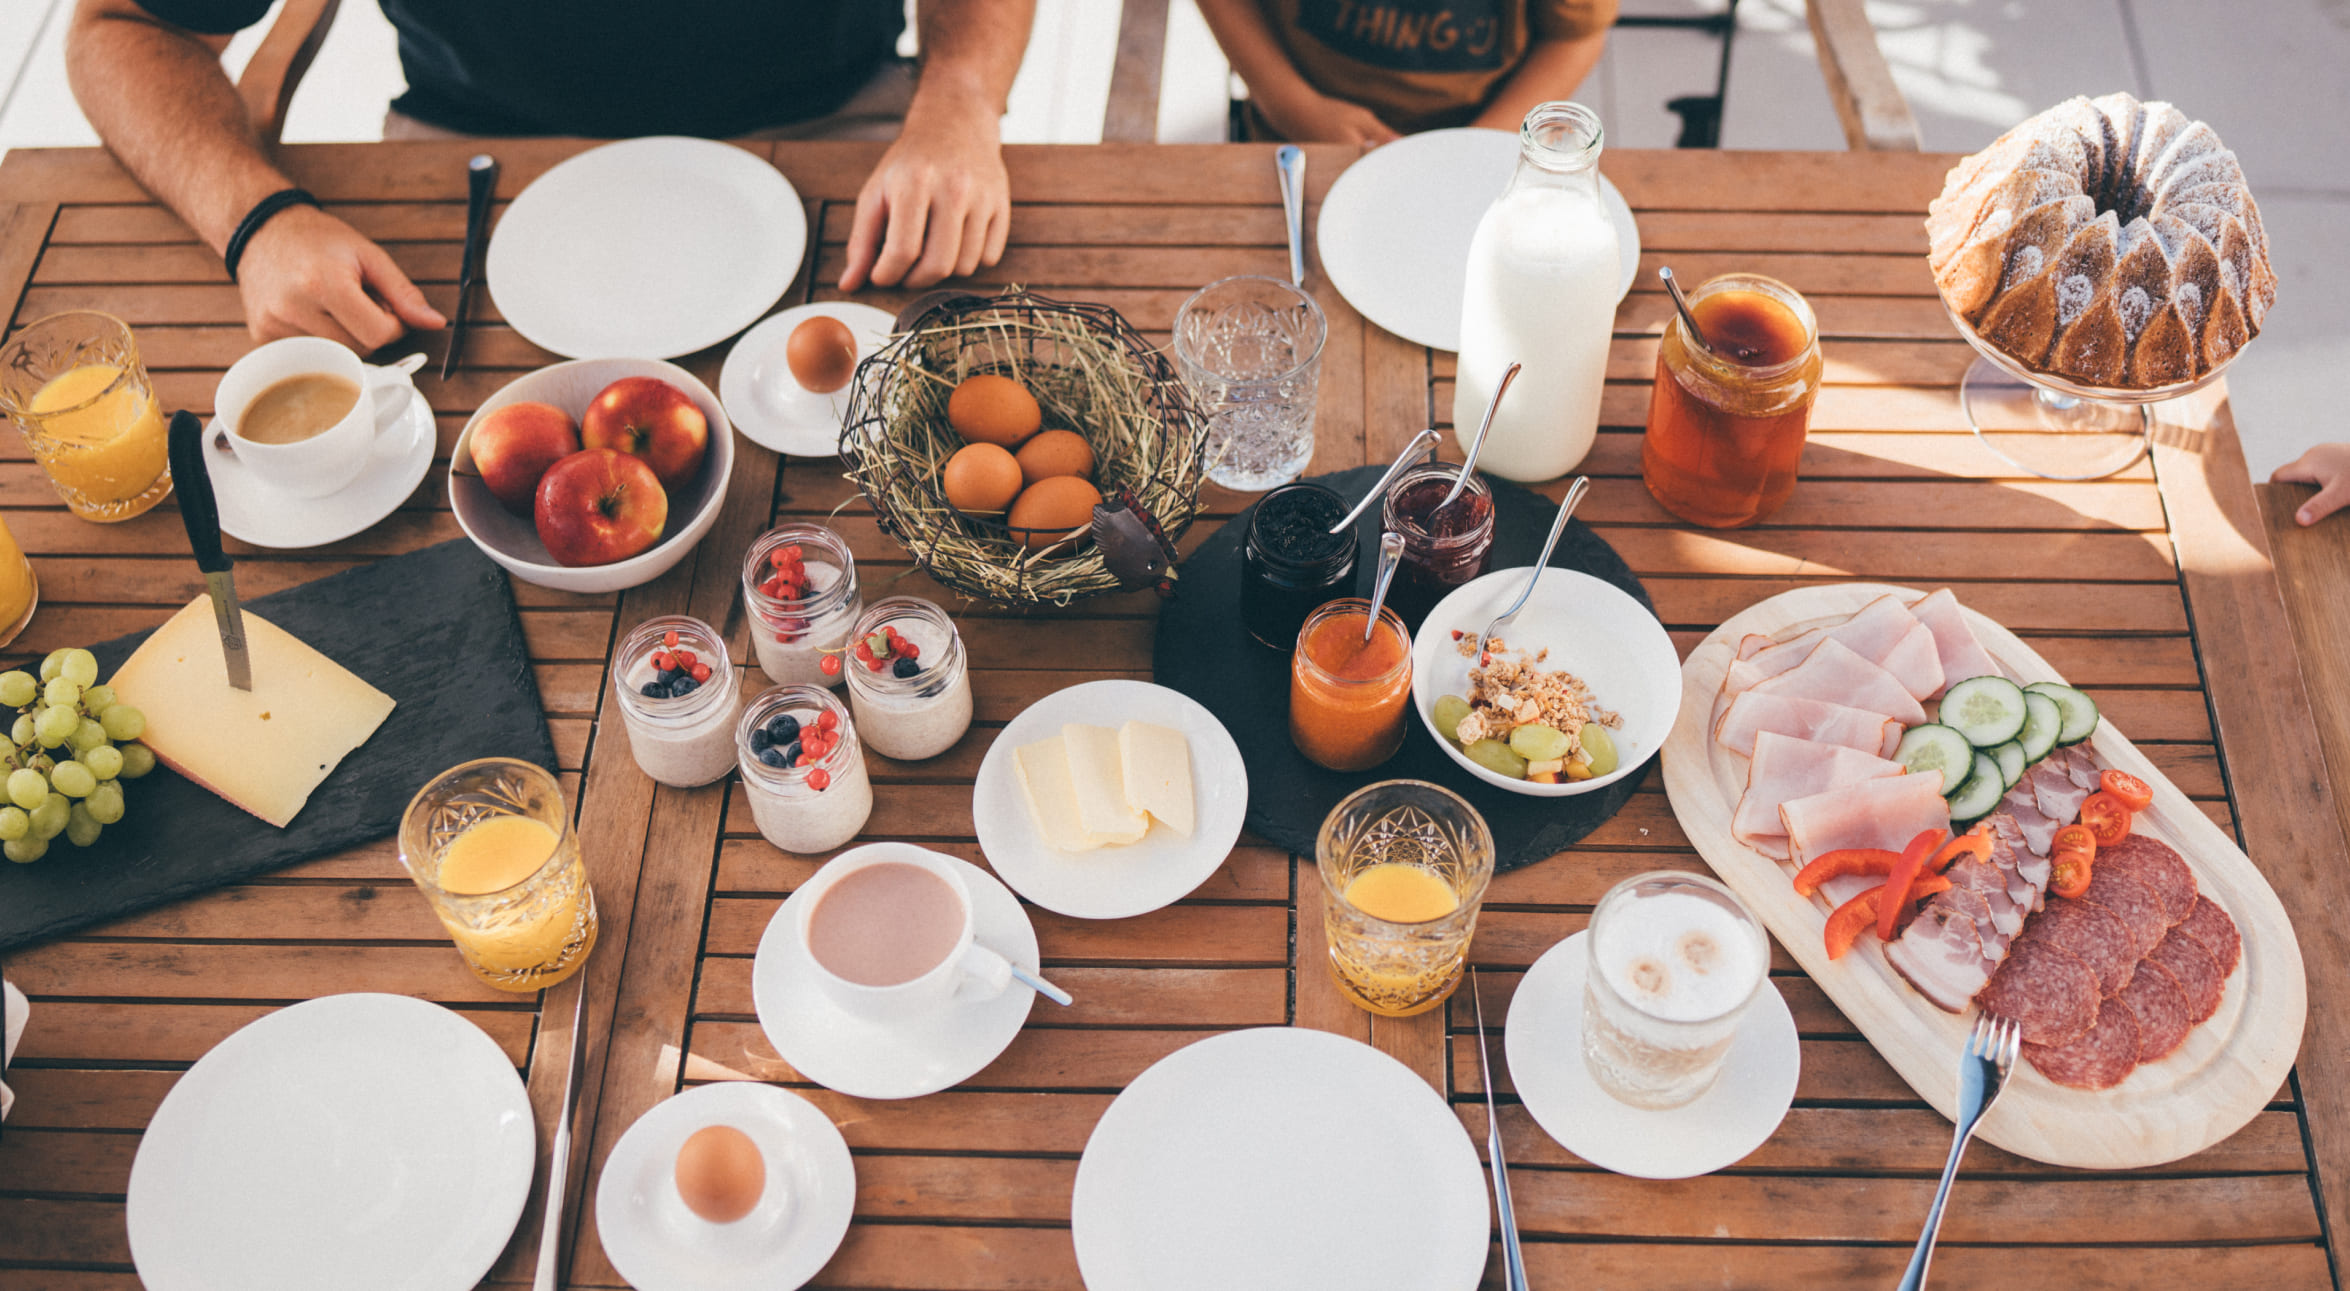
[
  {"x1": 808, "y1": 767, "x2": 830, "y2": 791},
  {"x1": 820, "y1": 654, "x2": 842, "y2": 676},
  {"x1": 817, "y1": 709, "x2": 839, "y2": 732}
]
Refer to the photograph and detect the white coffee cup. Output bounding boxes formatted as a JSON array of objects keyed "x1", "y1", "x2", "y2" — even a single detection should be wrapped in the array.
[
  {"x1": 213, "y1": 337, "x2": 418, "y2": 499},
  {"x1": 795, "y1": 843, "x2": 1011, "y2": 1022}
]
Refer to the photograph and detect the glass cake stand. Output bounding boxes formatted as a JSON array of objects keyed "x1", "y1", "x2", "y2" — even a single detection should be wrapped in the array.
[{"x1": 1944, "y1": 299, "x2": 2239, "y2": 481}]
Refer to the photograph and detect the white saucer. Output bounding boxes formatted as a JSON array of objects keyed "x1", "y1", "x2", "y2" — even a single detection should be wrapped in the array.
[
  {"x1": 972, "y1": 679, "x2": 1248, "y2": 920},
  {"x1": 595, "y1": 1082, "x2": 855, "y2": 1291},
  {"x1": 720, "y1": 302, "x2": 898, "y2": 458},
  {"x1": 751, "y1": 852, "x2": 1038, "y2": 1099},
  {"x1": 207, "y1": 366, "x2": 434, "y2": 549},
  {"x1": 1505, "y1": 930, "x2": 1799, "y2": 1179}
]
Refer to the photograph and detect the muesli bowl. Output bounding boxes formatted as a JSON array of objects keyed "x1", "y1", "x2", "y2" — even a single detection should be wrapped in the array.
[{"x1": 1410, "y1": 567, "x2": 1681, "y2": 798}]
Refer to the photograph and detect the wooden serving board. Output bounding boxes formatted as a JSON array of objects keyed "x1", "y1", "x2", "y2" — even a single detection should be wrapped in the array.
[{"x1": 1661, "y1": 582, "x2": 2306, "y2": 1169}]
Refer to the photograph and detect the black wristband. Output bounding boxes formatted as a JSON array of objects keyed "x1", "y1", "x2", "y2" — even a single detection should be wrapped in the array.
[{"x1": 223, "y1": 188, "x2": 319, "y2": 283}]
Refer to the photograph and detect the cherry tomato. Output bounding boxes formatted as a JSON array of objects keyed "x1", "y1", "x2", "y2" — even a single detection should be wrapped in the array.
[
  {"x1": 2078, "y1": 791, "x2": 2133, "y2": 847},
  {"x1": 2100, "y1": 769, "x2": 2154, "y2": 812},
  {"x1": 2049, "y1": 823, "x2": 2097, "y2": 899}
]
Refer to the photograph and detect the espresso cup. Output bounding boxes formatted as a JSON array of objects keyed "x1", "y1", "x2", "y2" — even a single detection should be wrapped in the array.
[
  {"x1": 213, "y1": 337, "x2": 418, "y2": 499},
  {"x1": 795, "y1": 842, "x2": 1011, "y2": 1023}
]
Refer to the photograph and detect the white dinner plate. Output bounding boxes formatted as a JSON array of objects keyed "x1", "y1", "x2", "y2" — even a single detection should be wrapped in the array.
[
  {"x1": 206, "y1": 361, "x2": 433, "y2": 550},
  {"x1": 719, "y1": 302, "x2": 898, "y2": 458},
  {"x1": 971, "y1": 679, "x2": 1248, "y2": 920},
  {"x1": 1316, "y1": 126, "x2": 1640, "y2": 352},
  {"x1": 1506, "y1": 931, "x2": 1800, "y2": 1179},
  {"x1": 596, "y1": 1082, "x2": 856, "y2": 1291},
  {"x1": 1071, "y1": 1028, "x2": 1489, "y2": 1291},
  {"x1": 487, "y1": 137, "x2": 807, "y2": 360},
  {"x1": 125, "y1": 993, "x2": 535, "y2": 1291}
]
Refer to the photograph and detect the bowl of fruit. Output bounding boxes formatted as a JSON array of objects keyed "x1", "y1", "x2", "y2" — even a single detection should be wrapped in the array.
[
  {"x1": 1410, "y1": 567, "x2": 1681, "y2": 798},
  {"x1": 450, "y1": 358, "x2": 736, "y2": 594}
]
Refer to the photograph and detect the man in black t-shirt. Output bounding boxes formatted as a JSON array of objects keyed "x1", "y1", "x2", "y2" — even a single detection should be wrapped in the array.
[{"x1": 64, "y1": 0, "x2": 1035, "y2": 352}]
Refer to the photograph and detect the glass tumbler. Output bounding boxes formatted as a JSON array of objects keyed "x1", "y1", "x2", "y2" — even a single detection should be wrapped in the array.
[
  {"x1": 1580, "y1": 871, "x2": 1768, "y2": 1109},
  {"x1": 1317, "y1": 779, "x2": 1495, "y2": 1017},
  {"x1": 399, "y1": 758, "x2": 598, "y2": 993},
  {"x1": 1174, "y1": 274, "x2": 1326, "y2": 492},
  {"x1": 0, "y1": 311, "x2": 173, "y2": 521}
]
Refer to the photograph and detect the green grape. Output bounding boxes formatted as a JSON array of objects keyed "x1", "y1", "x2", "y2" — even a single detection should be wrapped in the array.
[
  {"x1": 84, "y1": 744, "x2": 123, "y2": 780},
  {"x1": 0, "y1": 671, "x2": 36, "y2": 708},
  {"x1": 8, "y1": 714, "x2": 31, "y2": 747},
  {"x1": 80, "y1": 684, "x2": 116, "y2": 715},
  {"x1": 1578, "y1": 722, "x2": 1619, "y2": 778},
  {"x1": 1463, "y1": 738, "x2": 1529, "y2": 779},
  {"x1": 100, "y1": 705, "x2": 145, "y2": 742},
  {"x1": 0, "y1": 807, "x2": 27, "y2": 841},
  {"x1": 50, "y1": 761, "x2": 95, "y2": 798},
  {"x1": 37, "y1": 650, "x2": 64, "y2": 682},
  {"x1": 64, "y1": 803, "x2": 100, "y2": 847},
  {"x1": 41, "y1": 676, "x2": 80, "y2": 709},
  {"x1": 60, "y1": 649, "x2": 98, "y2": 689},
  {"x1": 69, "y1": 718, "x2": 107, "y2": 754},
  {"x1": 35, "y1": 705, "x2": 77, "y2": 748},
  {"x1": 4, "y1": 836, "x2": 46, "y2": 863},
  {"x1": 6, "y1": 768, "x2": 46, "y2": 811},
  {"x1": 29, "y1": 793, "x2": 68, "y2": 841},
  {"x1": 86, "y1": 780, "x2": 124, "y2": 825},
  {"x1": 119, "y1": 741, "x2": 156, "y2": 779},
  {"x1": 1431, "y1": 695, "x2": 1472, "y2": 745},
  {"x1": 1508, "y1": 722, "x2": 1573, "y2": 763}
]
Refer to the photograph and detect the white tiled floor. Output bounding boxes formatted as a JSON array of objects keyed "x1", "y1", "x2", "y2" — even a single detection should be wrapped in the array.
[{"x1": 3, "y1": 0, "x2": 2341, "y2": 474}]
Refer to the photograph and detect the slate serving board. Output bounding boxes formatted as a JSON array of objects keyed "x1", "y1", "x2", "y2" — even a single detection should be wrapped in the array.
[
  {"x1": 0, "y1": 539, "x2": 557, "y2": 952},
  {"x1": 1155, "y1": 465, "x2": 1656, "y2": 870}
]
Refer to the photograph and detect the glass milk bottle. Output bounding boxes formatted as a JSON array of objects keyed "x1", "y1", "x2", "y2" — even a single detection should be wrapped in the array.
[{"x1": 1455, "y1": 101, "x2": 1620, "y2": 481}]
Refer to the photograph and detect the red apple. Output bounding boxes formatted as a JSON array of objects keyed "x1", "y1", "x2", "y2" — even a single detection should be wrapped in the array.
[
  {"x1": 580, "y1": 377, "x2": 708, "y2": 495},
  {"x1": 467, "y1": 401, "x2": 581, "y2": 515},
  {"x1": 533, "y1": 448, "x2": 669, "y2": 567}
]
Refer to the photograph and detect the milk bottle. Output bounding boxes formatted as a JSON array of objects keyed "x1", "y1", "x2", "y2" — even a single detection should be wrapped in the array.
[{"x1": 1455, "y1": 102, "x2": 1620, "y2": 481}]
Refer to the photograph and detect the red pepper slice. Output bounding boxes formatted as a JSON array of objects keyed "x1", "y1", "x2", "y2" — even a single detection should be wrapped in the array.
[
  {"x1": 1825, "y1": 885, "x2": 1883, "y2": 960},
  {"x1": 2079, "y1": 791, "x2": 2133, "y2": 846},
  {"x1": 1791, "y1": 847, "x2": 1900, "y2": 897},
  {"x1": 2050, "y1": 823, "x2": 2098, "y2": 899},
  {"x1": 1877, "y1": 828, "x2": 1948, "y2": 943},
  {"x1": 1928, "y1": 823, "x2": 1993, "y2": 873}
]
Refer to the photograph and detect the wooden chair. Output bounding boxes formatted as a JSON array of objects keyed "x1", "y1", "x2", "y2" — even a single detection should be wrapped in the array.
[{"x1": 232, "y1": 0, "x2": 342, "y2": 147}]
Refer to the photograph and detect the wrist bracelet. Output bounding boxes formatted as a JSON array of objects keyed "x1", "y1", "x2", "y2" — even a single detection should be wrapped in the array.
[{"x1": 223, "y1": 188, "x2": 319, "y2": 283}]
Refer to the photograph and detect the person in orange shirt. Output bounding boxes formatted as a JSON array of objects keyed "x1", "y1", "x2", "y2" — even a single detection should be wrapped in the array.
[{"x1": 1196, "y1": 0, "x2": 1616, "y2": 144}]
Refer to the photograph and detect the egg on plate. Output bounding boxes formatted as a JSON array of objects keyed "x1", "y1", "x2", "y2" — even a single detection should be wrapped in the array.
[
  {"x1": 673, "y1": 1123, "x2": 765, "y2": 1224},
  {"x1": 785, "y1": 316, "x2": 858, "y2": 394}
]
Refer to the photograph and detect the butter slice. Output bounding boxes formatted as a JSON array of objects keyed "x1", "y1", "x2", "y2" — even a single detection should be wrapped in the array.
[
  {"x1": 108, "y1": 598, "x2": 395, "y2": 828},
  {"x1": 1118, "y1": 721, "x2": 1194, "y2": 837},
  {"x1": 1061, "y1": 724, "x2": 1149, "y2": 844},
  {"x1": 1014, "y1": 734, "x2": 1103, "y2": 852}
]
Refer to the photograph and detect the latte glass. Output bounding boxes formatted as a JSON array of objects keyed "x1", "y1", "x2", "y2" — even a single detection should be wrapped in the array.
[{"x1": 1580, "y1": 871, "x2": 1767, "y2": 1109}]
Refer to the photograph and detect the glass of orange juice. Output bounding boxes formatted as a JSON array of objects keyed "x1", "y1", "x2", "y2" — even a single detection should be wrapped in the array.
[
  {"x1": 1317, "y1": 779, "x2": 1494, "y2": 1017},
  {"x1": 0, "y1": 311, "x2": 172, "y2": 522},
  {"x1": 0, "y1": 517, "x2": 38, "y2": 649},
  {"x1": 399, "y1": 758, "x2": 598, "y2": 993}
]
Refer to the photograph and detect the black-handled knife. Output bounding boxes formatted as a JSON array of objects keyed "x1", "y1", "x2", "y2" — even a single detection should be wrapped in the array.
[
  {"x1": 167, "y1": 411, "x2": 251, "y2": 692},
  {"x1": 443, "y1": 153, "x2": 500, "y2": 381}
]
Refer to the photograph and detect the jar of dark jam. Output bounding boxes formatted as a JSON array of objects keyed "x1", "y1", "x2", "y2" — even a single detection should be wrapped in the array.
[
  {"x1": 1380, "y1": 462, "x2": 1495, "y2": 627},
  {"x1": 1241, "y1": 483, "x2": 1359, "y2": 650}
]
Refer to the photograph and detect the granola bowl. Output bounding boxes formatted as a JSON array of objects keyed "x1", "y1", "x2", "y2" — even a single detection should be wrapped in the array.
[{"x1": 1410, "y1": 567, "x2": 1682, "y2": 798}]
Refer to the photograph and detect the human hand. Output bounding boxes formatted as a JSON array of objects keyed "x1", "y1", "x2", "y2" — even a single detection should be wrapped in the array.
[
  {"x1": 2271, "y1": 442, "x2": 2350, "y2": 526},
  {"x1": 837, "y1": 105, "x2": 1010, "y2": 292},
  {"x1": 1255, "y1": 87, "x2": 1401, "y2": 146},
  {"x1": 234, "y1": 205, "x2": 445, "y2": 352}
]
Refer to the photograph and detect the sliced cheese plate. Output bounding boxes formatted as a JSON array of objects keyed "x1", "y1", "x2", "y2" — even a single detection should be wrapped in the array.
[{"x1": 1660, "y1": 582, "x2": 2305, "y2": 1169}]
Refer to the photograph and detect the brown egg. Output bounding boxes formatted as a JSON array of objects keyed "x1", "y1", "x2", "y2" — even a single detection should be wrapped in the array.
[
  {"x1": 785, "y1": 316, "x2": 858, "y2": 393},
  {"x1": 943, "y1": 442, "x2": 1023, "y2": 513},
  {"x1": 1006, "y1": 475, "x2": 1104, "y2": 549},
  {"x1": 674, "y1": 1124, "x2": 765, "y2": 1224},
  {"x1": 1014, "y1": 429, "x2": 1095, "y2": 487},
  {"x1": 947, "y1": 374, "x2": 1042, "y2": 447}
]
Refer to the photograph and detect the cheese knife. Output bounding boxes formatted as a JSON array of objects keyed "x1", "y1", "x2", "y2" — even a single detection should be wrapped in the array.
[
  {"x1": 443, "y1": 153, "x2": 500, "y2": 381},
  {"x1": 166, "y1": 411, "x2": 251, "y2": 692}
]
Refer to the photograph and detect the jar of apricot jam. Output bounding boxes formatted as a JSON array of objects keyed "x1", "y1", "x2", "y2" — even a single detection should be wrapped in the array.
[
  {"x1": 1380, "y1": 462, "x2": 1494, "y2": 628},
  {"x1": 1289, "y1": 599, "x2": 1413, "y2": 772},
  {"x1": 1640, "y1": 273, "x2": 1822, "y2": 529},
  {"x1": 1242, "y1": 483, "x2": 1358, "y2": 650}
]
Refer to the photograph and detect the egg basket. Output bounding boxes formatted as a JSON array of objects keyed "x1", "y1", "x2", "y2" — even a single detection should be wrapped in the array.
[{"x1": 840, "y1": 287, "x2": 1207, "y2": 608}]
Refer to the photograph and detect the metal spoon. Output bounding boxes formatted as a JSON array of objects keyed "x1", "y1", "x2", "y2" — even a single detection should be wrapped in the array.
[
  {"x1": 1276, "y1": 146, "x2": 1308, "y2": 287},
  {"x1": 1658, "y1": 266, "x2": 1715, "y2": 356},
  {"x1": 1363, "y1": 531, "x2": 1406, "y2": 644},
  {"x1": 1328, "y1": 427, "x2": 1441, "y2": 535},
  {"x1": 1474, "y1": 476, "x2": 1592, "y2": 656},
  {"x1": 1440, "y1": 361, "x2": 1520, "y2": 512}
]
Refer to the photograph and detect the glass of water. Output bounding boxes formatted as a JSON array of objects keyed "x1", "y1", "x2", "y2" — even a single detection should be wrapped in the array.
[
  {"x1": 1174, "y1": 275, "x2": 1325, "y2": 492},
  {"x1": 1581, "y1": 871, "x2": 1768, "y2": 1109}
]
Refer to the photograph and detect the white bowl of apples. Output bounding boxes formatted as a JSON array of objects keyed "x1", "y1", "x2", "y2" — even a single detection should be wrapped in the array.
[{"x1": 451, "y1": 358, "x2": 736, "y2": 593}]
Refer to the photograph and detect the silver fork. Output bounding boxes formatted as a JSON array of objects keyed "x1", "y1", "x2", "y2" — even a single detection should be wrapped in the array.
[{"x1": 1898, "y1": 1013, "x2": 2020, "y2": 1291}]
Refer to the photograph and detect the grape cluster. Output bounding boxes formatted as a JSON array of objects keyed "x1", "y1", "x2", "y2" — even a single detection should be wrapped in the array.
[{"x1": 0, "y1": 648, "x2": 152, "y2": 863}]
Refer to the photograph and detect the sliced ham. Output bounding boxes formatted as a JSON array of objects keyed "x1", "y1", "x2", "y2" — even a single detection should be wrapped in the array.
[
  {"x1": 1909, "y1": 588, "x2": 2004, "y2": 693},
  {"x1": 1737, "y1": 633, "x2": 1773, "y2": 660},
  {"x1": 2059, "y1": 745, "x2": 2103, "y2": 793},
  {"x1": 2030, "y1": 758, "x2": 2094, "y2": 825},
  {"x1": 1778, "y1": 772, "x2": 1951, "y2": 867},
  {"x1": 1887, "y1": 904, "x2": 1996, "y2": 1013},
  {"x1": 1749, "y1": 638, "x2": 1928, "y2": 725},
  {"x1": 1716, "y1": 692, "x2": 1903, "y2": 760},
  {"x1": 2001, "y1": 781, "x2": 2062, "y2": 856},
  {"x1": 1876, "y1": 622, "x2": 1949, "y2": 702},
  {"x1": 1732, "y1": 732, "x2": 1905, "y2": 859},
  {"x1": 1724, "y1": 595, "x2": 1930, "y2": 696}
]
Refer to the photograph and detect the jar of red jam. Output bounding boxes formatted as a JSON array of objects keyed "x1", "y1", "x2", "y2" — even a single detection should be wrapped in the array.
[
  {"x1": 1380, "y1": 462, "x2": 1494, "y2": 628},
  {"x1": 1640, "y1": 273, "x2": 1822, "y2": 529},
  {"x1": 1242, "y1": 483, "x2": 1359, "y2": 650},
  {"x1": 1289, "y1": 599, "x2": 1413, "y2": 772}
]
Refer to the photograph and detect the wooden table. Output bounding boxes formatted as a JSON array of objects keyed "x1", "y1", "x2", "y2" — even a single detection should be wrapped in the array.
[{"x1": 3, "y1": 139, "x2": 2347, "y2": 1290}]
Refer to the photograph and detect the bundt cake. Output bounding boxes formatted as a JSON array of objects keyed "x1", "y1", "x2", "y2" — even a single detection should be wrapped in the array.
[{"x1": 1927, "y1": 93, "x2": 2275, "y2": 389}]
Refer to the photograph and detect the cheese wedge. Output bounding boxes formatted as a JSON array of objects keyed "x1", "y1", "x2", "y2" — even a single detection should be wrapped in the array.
[
  {"x1": 1118, "y1": 721, "x2": 1194, "y2": 837},
  {"x1": 1061, "y1": 723, "x2": 1148, "y2": 844},
  {"x1": 1013, "y1": 734, "x2": 1106, "y2": 853},
  {"x1": 107, "y1": 598, "x2": 395, "y2": 828}
]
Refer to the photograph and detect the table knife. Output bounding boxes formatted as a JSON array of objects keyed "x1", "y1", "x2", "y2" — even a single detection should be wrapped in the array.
[
  {"x1": 443, "y1": 153, "x2": 500, "y2": 381},
  {"x1": 1471, "y1": 967, "x2": 1530, "y2": 1291},
  {"x1": 166, "y1": 411, "x2": 251, "y2": 692},
  {"x1": 534, "y1": 981, "x2": 590, "y2": 1291}
]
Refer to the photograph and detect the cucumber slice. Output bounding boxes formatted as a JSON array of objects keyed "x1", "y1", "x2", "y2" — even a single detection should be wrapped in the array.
[
  {"x1": 1946, "y1": 751, "x2": 2006, "y2": 824},
  {"x1": 2017, "y1": 692, "x2": 2061, "y2": 762},
  {"x1": 2025, "y1": 681, "x2": 2100, "y2": 745},
  {"x1": 1989, "y1": 739, "x2": 2027, "y2": 790},
  {"x1": 1894, "y1": 724, "x2": 1974, "y2": 789},
  {"x1": 1941, "y1": 676, "x2": 2028, "y2": 747}
]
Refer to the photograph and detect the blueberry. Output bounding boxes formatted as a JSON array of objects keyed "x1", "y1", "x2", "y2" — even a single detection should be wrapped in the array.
[
  {"x1": 764, "y1": 714, "x2": 801, "y2": 745},
  {"x1": 662, "y1": 667, "x2": 688, "y2": 685},
  {"x1": 918, "y1": 681, "x2": 946, "y2": 699},
  {"x1": 892, "y1": 656, "x2": 920, "y2": 680},
  {"x1": 670, "y1": 676, "x2": 699, "y2": 697},
  {"x1": 639, "y1": 680, "x2": 668, "y2": 698},
  {"x1": 757, "y1": 745, "x2": 790, "y2": 768},
  {"x1": 749, "y1": 728, "x2": 772, "y2": 752},
  {"x1": 779, "y1": 740, "x2": 802, "y2": 765}
]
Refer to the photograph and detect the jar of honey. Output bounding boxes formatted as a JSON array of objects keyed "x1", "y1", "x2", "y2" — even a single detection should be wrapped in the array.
[
  {"x1": 1380, "y1": 462, "x2": 1494, "y2": 629},
  {"x1": 1639, "y1": 273, "x2": 1822, "y2": 528},
  {"x1": 1289, "y1": 599, "x2": 1413, "y2": 772}
]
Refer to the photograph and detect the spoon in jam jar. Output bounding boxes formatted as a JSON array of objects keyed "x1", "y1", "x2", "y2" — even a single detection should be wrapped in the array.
[
  {"x1": 1363, "y1": 531, "x2": 1407, "y2": 644},
  {"x1": 1438, "y1": 360, "x2": 1521, "y2": 512},
  {"x1": 1472, "y1": 475, "x2": 1592, "y2": 658},
  {"x1": 1327, "y1": 427, "x2": 1442, "y2": 536}
]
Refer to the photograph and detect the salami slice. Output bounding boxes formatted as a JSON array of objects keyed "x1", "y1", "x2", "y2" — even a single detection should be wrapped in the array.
[
  {"x1": 2078, "y1": 869, "x2": 2169, "y2": 961},
  {"x1": 2022, "y1": 997, "x2": 2142, "y2": 1090},
  {"x1": 2020, "y1": 897, "x2": 2137, "y2": 996},
  {"x1": 2178, "y1": 896, "x2": 2242, "y2": 977},
  {"x1": 2118, "y1": 960, "x2": 2194, "y2": 1062},
  {"x1": 2148, "y1": 929, "x2": 2226, "y2": 1024},
  {"x1": 2095, "y1": 834, "x2": 2197, "y2": 925},
  {"x1": 1976, "y1": 938, "x2": 2100, "y2": 1047}
]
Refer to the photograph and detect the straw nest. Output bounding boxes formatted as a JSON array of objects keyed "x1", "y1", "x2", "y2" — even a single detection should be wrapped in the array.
[{"x1": 840, "y1": 288, "x2": 1206, "y2": 608}]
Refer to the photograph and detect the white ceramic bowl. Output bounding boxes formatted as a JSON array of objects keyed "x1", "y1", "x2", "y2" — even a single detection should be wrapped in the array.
[
  {"x1": 450, "y1": 357, "x2": 736, "y2": 593},
  {"x1": 1410, "y1": 567, "x2": 1682, "y2": 797}
]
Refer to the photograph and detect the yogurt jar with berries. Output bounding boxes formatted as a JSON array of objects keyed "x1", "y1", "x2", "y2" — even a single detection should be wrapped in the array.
[
  {"x1": 841, "y1": 596, "x2": 973, "y2": 762},
  {"x1": 741, "y1": 524, "x2": 861, "y2": 689},
  {"x1": 617, "y1": 616, "x2": 741, "y2": 788},
  {"x1": 735, "y1": 684, "x2": 872, "y2": 854}
]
